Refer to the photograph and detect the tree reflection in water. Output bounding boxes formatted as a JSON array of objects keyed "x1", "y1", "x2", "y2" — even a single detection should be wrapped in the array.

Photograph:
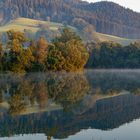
[
  {"x1": 0, "y1": 70, "x2": 139, "y2": 139},
  {"x1": 0, "y1": 72, "x2": 89, "y2": 116}
]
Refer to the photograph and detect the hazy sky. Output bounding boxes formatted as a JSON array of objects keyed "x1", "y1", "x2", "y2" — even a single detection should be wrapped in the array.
[{"x1": 85, "y1": 0, "x2": 140, "y2": 12}]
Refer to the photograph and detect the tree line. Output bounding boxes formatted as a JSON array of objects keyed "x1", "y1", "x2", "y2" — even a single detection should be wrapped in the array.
[
  {"x1": 87, "y1": 41, "x2": 140, "y2": 68},
  {"x1": 0, "y1": 28, "x2": 89, "y2": 73},
  {"x1": 0, "y1": 28, "x2": 140, "y2": 73}
]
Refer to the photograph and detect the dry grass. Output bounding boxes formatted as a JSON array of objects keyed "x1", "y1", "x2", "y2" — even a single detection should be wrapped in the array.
[
  {"x1": 95, "y1": 32, "x2": 138, "y2": 46},
  {"x1": 0, "y1": 17, "x2": 63, "y2": 33},
  {"x1": 0, "y1": 17, "x2": 138, "y2": 45}
]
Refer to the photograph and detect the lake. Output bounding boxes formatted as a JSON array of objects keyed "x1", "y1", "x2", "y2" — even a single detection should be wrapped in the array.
[{"x1": 0, "y1": 70, "x2": 140, "y2": 140}]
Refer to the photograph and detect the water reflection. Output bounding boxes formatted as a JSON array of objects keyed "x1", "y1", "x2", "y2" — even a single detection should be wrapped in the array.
[{"x1": 0, "y1": 70, "x2": 140, "y2": 139}]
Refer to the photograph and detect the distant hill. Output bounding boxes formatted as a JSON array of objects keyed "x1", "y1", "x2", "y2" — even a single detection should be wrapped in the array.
[
  {"x1": 0, "y1": 17, "x2": 137, "y2": 46},
  {"x1": 0, "y1": 0, "x2": 140, "y2": 39}
]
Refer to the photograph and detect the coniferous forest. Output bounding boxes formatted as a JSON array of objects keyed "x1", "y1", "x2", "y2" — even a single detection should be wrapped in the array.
[{"x1": 1, "y1": 0, "x2": 140, "y2": 38}]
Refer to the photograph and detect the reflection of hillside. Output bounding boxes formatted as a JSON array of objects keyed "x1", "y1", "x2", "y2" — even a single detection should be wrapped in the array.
[
  {"x1": 54, "y1": 93, "x2": 140, "y2": 138},
  {"x1": 1, "y1": 93, "x2": 140, "y2": 139},
  {"x1": 0, "y1": 101, "x2": 62, "y2": 115},
  {"x1": 71, "y1": 91, "x2": 129, "y2": 115}
]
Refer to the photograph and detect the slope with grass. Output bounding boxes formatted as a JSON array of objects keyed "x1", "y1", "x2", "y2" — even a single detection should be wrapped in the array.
[
  {"x1": 0, "y1": 17, "x2": 139, "y2": 46},
  {"x1": 95, "y1": 32, "x2": 139, "y2": 46},
  {"x1": 1, "y1": 0, "x2": 140, "y2": 38},
  {"x1": 0, "y1": 17, "x2": 64, "y2": 33}
]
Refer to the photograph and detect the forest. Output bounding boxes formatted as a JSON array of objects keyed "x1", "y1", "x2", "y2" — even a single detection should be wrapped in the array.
[
  {"x1": 0, "y1": 28, "x2": 89, "y2": 73},
  {"x1": 0, "y1": 28, "x2": 140, "y2": 73},
  {"x1": 1, "y1": 0, "x2": 140, "y2": 38},
  {"x1": 87, "y1": 41, "x2": 140, "y2": 68}
]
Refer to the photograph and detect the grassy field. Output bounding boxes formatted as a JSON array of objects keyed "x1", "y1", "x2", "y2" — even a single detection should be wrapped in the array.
[
  {"x1": 0, "y1": 17, "x2": 64, "y2": 33},
  {"x1": 0, "y1": 17, "x2": 139, "y2": 45},
  {"x1": 95, "y1": 32, "x2": 138, "y2": 46}
]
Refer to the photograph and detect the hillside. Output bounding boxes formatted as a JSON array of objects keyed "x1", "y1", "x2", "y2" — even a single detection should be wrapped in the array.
[
  {"x1": 0, "y1": 18, "x2": 64, "y2": 33},
  {"x1": 0, "y1": 17, "x2": 137, "y2": 45},
  {"x1": 0, "y1": 0, "x2": 140, "y2": 38},
  {"x1": 95, "y1": 32, "x2": 138, "y2": 46}
]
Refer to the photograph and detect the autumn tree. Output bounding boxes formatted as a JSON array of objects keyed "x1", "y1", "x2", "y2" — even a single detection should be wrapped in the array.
[
  {"x1": 20, "y1": 47, "x2": 35, "y2": 71},
  {"x1": 7, "y1": 30, "x2": 27, "y2": 72},
  {"x1": 0, "y1": 29, "x2": 89, "y2": 73},
  {"x1": 31, "y1": 37, "x2": 48, "y2": 71},
  {"x1": 47, "y1": 28, "x2": 89, "y2": 71},
  {"x1": 47, "y1": 44, "x2": 66, "y2": 71}
]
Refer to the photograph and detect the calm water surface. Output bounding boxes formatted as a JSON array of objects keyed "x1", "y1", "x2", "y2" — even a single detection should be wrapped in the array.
[{"x1": 0, "y1": 70, "x2": 140, "y2": 140}]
